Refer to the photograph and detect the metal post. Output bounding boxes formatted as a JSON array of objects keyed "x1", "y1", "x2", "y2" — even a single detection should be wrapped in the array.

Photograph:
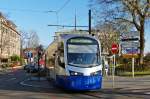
[
  {"x1": 112, "y1": 54, "x2": 115, "y2": 88},
  {"x1": 45, "y1": 54, "x2": 48, "y2": 77},
  {"x1": 29, "y1": 57, "x2": 31, "y2": 80},
  {"x1": 89, "y1": 9, "x2": 91, "y2": 35},
  {"x1": 20, "y1": 41, "x2": 23, "y2": 66},
  {"x1": 131, "y1": 37, "x2": 135, "y2": 79},
  {"x1": 75, "y1": 9, "x2": 77, "y2": 31},
  {"x1": 45, "y1": 54, "x2": 47, "y2": 69},
  {"x1": 38, "y1": 51, "x2": 40, "y2": 81},
  {"x1": 132, "y1": 57, "x2": 135, "y2": 78}
]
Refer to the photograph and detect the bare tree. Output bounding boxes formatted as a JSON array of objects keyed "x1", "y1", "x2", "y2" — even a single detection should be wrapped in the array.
[
  {"x1": 20, "y1": 30, "x2": 30, "y2": 63},
  {"x1": 20, "y1": 30, "x2": 29, "y2": 49},
  {"x1": 91, "y1": 0, "x2": 150, "y2": 65},
  {"x1": 95, "y1": 23, "x2": 119, "y2": 55},
  {"x1": 27, "y1": 31, "x2": 40, "y2": 48}
]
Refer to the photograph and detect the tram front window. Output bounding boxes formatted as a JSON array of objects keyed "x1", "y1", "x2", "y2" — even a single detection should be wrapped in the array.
[{"x1": 67, "y1": 38, "x2": 100, "y2": 67}]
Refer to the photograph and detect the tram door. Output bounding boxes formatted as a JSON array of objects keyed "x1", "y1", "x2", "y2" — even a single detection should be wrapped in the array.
[{"x1": 55, "y1": 43, "x2": 66, "y2": 75}]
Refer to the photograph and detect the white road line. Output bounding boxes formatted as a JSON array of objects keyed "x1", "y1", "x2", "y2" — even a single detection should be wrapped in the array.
[
  {"x1": 6, "y1": 77, "x2": 16, "y2": 81},
  {"x1": 7, "y1": 73, "x2": 14, "y2": 76},
  {"x1": 20, "y1": 80, "x2": 36, "y2": 87},
  {"x1": 19, "y1": 78, "x2": 54, "y2": 89},
  {"x1": 144, "y1": 92, "x2": 150, "y2": 95}
]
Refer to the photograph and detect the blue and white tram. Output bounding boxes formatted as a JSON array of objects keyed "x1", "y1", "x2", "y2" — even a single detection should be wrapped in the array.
[{"x1": 52, "y1": 34, "x2": 102, "y2": 91}]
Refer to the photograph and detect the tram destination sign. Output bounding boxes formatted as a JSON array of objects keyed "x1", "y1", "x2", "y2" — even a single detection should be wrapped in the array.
[{"x1": 68, "y1": 38, "x2": 96, "y2": 44}]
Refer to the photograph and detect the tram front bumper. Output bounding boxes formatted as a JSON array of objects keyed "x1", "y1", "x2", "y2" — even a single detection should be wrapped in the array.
[{"x1": 56, "y1": 75, "x2": 102, "y2": 90}]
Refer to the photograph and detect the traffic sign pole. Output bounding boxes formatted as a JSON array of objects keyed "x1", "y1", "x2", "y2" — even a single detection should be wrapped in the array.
[
  {"x1": 132, "y1": 57, "x2": 135, "y2": 79},
  {"x1": 112, "y1": 54, "x2": 115, "y2": 88},
  {"x1": 111, "y1": 43, "x2": 118, "y2": 88}
]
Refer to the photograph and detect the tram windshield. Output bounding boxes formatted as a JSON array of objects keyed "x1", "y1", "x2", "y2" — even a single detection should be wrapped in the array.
[{"x1": 67, "y1": 37, "x2": 100, "y2": 67}]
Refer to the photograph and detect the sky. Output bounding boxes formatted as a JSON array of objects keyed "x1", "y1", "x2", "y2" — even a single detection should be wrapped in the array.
[
  {"x1": 0, "y1": 0, "x2": 149, "y2": 53},
  {"x1": 0, "y1": 0, "x2": 89, "y2": 46}
]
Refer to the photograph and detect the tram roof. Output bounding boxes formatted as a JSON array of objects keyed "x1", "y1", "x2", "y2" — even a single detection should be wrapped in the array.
[{"x1": 57, "y1": 34, "x2": 98, "y2": 41}]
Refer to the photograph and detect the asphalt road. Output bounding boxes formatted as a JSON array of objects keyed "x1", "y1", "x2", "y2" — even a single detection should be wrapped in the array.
[{"x1": 0, "y1": 68, "x2": 150, "y2": 99}]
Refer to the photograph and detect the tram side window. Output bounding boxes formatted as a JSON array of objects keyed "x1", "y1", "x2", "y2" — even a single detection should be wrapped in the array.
[
  {"x1": 57, "y1": 42, "x2": 65, "y2": 68},
  {"x1": 58, "y1": 55, "x2": 65, "y2": 68}
]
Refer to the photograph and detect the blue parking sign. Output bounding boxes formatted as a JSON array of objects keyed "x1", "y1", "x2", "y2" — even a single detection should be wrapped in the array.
[{"x1": 27, "y1": 52, "x2": 33, "y2": 58}]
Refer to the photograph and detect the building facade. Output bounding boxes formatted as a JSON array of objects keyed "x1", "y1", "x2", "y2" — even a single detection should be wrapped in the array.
[{"x1": 0, "y1": 12, "x2": 20, "y2": 62}]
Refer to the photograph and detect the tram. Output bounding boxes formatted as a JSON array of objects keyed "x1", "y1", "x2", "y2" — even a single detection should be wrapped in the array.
[{"x1": 49, "y1": 34, "x2": 102, "y2": 90}]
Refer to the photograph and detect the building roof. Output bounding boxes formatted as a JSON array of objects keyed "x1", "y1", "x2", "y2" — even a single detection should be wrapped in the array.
[
  {"x1": 7, "y1": 20, "x2": 17, "y2": 28},
  {"x1": 0, "y1": 12, "x2": 6, "y2": 19},
  {"x1": 0, "y1": 12, "x2": 20, "y2": 35}
]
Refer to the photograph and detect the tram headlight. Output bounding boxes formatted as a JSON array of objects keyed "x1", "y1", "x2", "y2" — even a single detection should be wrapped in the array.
[
  {"x1": 90, "y1": 70, "x2": 101, "y2": 76},
  {"x1": 69, "y1": 71, "x2": 83, "y2": 76}
]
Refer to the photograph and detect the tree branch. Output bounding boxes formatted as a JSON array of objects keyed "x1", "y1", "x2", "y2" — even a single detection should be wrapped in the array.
[
  {"x1": 132, "y1": 12, "x2": 141, "y2": 31},
  {"x1": 122, "y1": 0, "x2": 143, "y2": 17},
  {"x1": 144, "y1": 0, "x2": 150, "y2": 17},
  {"x1": 146, "y1": 12, "x2": 150, "y2": 17},
  {"x1": 114, "y1": 17, "x2": 133, "y2": 24}
]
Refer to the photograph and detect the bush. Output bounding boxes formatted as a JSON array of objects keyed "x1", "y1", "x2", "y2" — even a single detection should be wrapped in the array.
[
  {"x1": 118, "y1": 71, "x2": 150, "y2": 76},
  {"x1": 10, "y1": 54, "x2": 20, "y2": 62},
  {"x1": 115, "y1": 63, "x2": 150, "y2": 76},
  {"x1": 1, "y1": 64, "x2": 6, "y2": 68},
  {"x1": 1, "y1": 63, "x2": 10, "y2": 68},
  {"x1": 20, "y1": 57, "x2": 25, "y2": 65}
]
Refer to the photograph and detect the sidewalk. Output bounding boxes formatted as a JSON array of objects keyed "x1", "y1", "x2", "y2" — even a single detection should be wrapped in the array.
[
  {"x1": 20, "y1": 76, "x2": 54, "y2": 89},
  {"x1": 0, "y1": 66, "x2": 23, "y2": 74},
  {"x1": 103, "y1": 76, "x2": 150, "y2": 90}
]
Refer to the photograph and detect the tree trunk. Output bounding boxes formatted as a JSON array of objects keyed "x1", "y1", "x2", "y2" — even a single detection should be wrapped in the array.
[{"x1": 139, "y1": 18, "x2": 145, "y2": 66}]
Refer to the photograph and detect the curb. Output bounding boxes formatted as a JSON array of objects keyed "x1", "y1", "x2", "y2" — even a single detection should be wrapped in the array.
[
  {"x1": 0, "y1": 66, "x2": 22, "y2": 72},
  {"x1": 13, "y1": 66, "x2": 23, "y2": 69}
]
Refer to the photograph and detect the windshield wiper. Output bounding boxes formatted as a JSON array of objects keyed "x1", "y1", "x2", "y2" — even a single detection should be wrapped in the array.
[
  {"x1": 87, "y1": 64, "x2": 99, "y2": 67},
  {"x1": 68, "y1": 63, "x2": 99, "y2": 68}
]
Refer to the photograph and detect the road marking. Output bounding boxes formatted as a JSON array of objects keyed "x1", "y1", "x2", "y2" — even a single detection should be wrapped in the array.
[
  {"x1": 6, "y1": 77, "x2": 16, "y2": 81},
  {"x1": 144, "y1": 92, "x2": 150, "y2": 95},
  {"x1": 20, "y1": 78, "x2": 54, "y2": 89},
  {"x1": 7, "y1": 73, "x2": 14, "y2": 76}
]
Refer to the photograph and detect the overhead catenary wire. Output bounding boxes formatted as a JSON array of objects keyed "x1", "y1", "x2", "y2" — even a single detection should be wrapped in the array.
[
  {"x1": 0, "y1": 7, "x2": 49, "y2": 13},
  {"x1": 57, "y1": 0, "x2": 71, "y2": 13},
  {"x1": 0, "y1": 0, "x2": 71, "y2": 13},
  {"x1": 0, "y1": 0, "x2": 84, "y2": 29},
  {"x1": 48, "y1": 24, "x2": 87, "y2": 27}
]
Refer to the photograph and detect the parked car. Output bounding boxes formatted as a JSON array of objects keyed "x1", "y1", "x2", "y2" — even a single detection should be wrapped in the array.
[
  {"x1": 24, "y1": 64, "x2": 38, "y2": 73},
  {"x1": 24, "y1": 64, "x2": 30, "y2": 70}
]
